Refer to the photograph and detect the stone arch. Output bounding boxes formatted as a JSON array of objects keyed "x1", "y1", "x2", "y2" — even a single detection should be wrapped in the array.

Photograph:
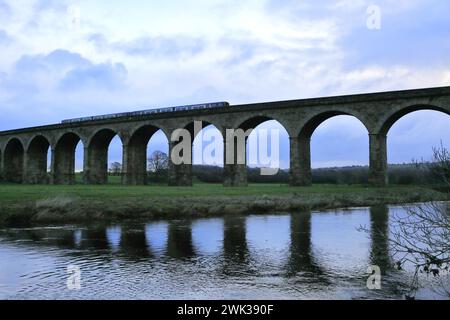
[
  {"x1": 129, "y1": 124, "x2": 171, "y2": 143},
  {"x1": 180, "y1": 119, "x2": 224, "y2": 140},
  {"x1": 298, "y1": 110, "x2": 370, "y2": 138},
  {"x1": 86, "y1": 127, "x2": 125, "y2": 147},
  {"x1": 54, "y1": 132, "x2": 83, "y2": 184},
  {"x1": 291, "y1": 110, "x2": 369, "y2": 186},
  {"x1": 168, "y1": 120, "x2": 225, "y2": 186},
  {"x1": 85, "y1": 128, "x2": 123, "y2": 184},
  {"x1": 367, "y1": 104, "x2": 450, "y2": 187},
  {"x1": 124, "y1": 124, "x2": 169, "y2": 185},
  {"x1": 26, "y1": 135, "x2": 51, "y2": 184},
  {"x1": 225, "y1": 115, "x2": 291, "y2": 187},
  {"x1": 236, "y1": 115, "x2": 293, "y2": 136},
  {"x1": 4, "y1": 137, "x2": 25, "y2": 183},
  {"x1": 192, "y1": 122, "x2": 225, "y2": 179},
  {"x1": 378, "y1": 104, "x2": 450, "y2": 136}
]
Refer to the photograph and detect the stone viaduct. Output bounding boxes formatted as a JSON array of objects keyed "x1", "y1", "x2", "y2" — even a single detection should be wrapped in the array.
[{"x1": 0, "y1": 86, "x2": 449, "y2": 187}]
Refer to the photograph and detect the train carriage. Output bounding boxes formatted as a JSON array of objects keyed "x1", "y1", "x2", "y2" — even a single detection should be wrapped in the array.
[{"x1": 61, "y1": 102, "x2": 230, "y2": 124}]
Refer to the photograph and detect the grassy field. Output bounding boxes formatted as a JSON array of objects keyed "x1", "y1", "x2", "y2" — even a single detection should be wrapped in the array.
[
  {"x1": 0, "y1": 181, "x2": 448, "y2": 225},
  {"x1": 0, "y1": 182, "x2": 439, "y2": 203}
]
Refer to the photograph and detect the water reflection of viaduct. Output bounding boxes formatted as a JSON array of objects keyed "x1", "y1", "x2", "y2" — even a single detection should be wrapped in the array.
[
  {"x1": 1, "y1": 208, "x2": 390, "y2": 276},
  {"x1": 1, "y1": 87, "x2": 450, "y2": 187}
]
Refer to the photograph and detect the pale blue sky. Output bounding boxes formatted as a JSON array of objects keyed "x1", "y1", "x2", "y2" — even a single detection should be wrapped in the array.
[{"x1": 0, "y1": 0, "x2": 449, "y2": 169}]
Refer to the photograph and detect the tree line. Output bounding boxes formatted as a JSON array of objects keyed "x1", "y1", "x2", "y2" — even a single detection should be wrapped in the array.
[{"x1": 109, "y1": 149, "x2": 450, "y2": 188}]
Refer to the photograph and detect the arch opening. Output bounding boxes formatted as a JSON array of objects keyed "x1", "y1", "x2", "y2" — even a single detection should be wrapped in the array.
[
  {"x1": 107, "y1": 135, "x2": 123, "y2": 185},
  {"x1": 386, "y1": 109, "x2": 450, "y2": 185},
  {"x1": 26, "y1": 135, "x2": 50, "y2": 184},
  {"x1": 192, "y1": 124, "x2": 224, "y2": 184},
  {"x1": 226, "y1": 116, "x2": 290, "y2": 186},
  {"x1": 169, "y1": 121, "x2": 223, "y2": 186},
  {"x1": 299, "y1": 111, "x2": 352, "y2": 138},
  {"x1": 87, "y1": 129, "x2": 122, "y2": 184},
  {"x1": 310, "y1": 115, "x2": 369, "y2": 185},
  {"x1": 380, "y1": 104, "x2": 450, "y2": 136},
  {"x1": 4, "y1": 138, "x2": 25, "y2": 183},
  {"x1": 147, "y1": 130, "x2": 170, "y2": 184},
  {"x1": 54, "y1": 132, "x2": 83, "y2": 184},
  {"x1": 125, "y1": 125, "x2": 169, "y2": 185},
  {"x1": 291, "y1": 112, "x2": 369, "y2": 186},
  {"x1": 246, "y1": 120, "x2": 289, "y2": 183}
]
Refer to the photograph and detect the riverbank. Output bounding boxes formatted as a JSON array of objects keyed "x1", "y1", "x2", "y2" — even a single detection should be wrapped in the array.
[{"x1": 0, "y1": 183, "x2": 448, "y2": 225}]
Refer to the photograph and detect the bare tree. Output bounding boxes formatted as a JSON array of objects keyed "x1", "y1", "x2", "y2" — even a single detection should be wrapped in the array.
[
  {"x1": 361, "y1": 144, "x2": 450, "y2": 298},
  {"x1": 411, "y1": 141, "x2": 450, "y2": 187},
  {"x1": 109, "y1": 162, "x2": 122, "y2": 176},
  {"x1": 148, "y1": 151, "x2": 169, "y2": 172},
  {"x1": 429, "y1": 142, "x2": 450, "y2": 186},
  {"x1": 389, "y1": 202, "x2": 449, "y2": 298},
  {"x1": 147, "y1": 151, "x2": 169, "y2": 183}
]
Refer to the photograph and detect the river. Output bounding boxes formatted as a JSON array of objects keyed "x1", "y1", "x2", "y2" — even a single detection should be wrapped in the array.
[{"x1": 0, "y1": 204, "x2": 447, "y2": 300}]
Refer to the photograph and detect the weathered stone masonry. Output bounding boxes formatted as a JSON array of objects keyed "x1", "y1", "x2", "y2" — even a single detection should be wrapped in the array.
[{"x1": 1, "y1": 86, "x2": 449, "y2": 187}]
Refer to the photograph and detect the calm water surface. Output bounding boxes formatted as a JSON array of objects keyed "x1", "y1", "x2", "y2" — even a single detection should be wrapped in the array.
[{"x1": 0, "y1": 205, "x2": 447, "y2": 300}]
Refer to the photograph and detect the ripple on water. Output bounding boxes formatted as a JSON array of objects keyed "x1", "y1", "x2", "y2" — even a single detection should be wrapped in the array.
[{"x1": 0, "y1": 207, "x2": 448, "y2": 300}]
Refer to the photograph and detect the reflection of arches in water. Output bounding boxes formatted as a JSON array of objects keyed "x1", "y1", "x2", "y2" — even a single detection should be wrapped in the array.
[
  {"x1": 369, "y1": 206, "x2": 391, "y2": 272},
  {"x1": 119, "y1": 226, "x2": 151, "y2": 259},
  {"x1": 1, "y1": 228, "x2": 45, "y2": 243},
  {"x1": 145, "y1": 222, "x2": 168, "y2": 255},
  {"x1": 106, "y1": 226, "x2": 121, "y2": 250},
  {"x1": 0, "y1": 228, "x2": 77, "y2": 250},
  {"x1": 81, "y1": 228, "x2": 110, "y2": 250},
  {"x1": 223, "y1": 215, "x2": 249, "y2": 263},
  {"x1": 192, "y1": 219, "x2": 223, "y2": 255},
  {"x1": 220, "y1": 215, "x2": 255, "y2": 276},
  {"x1": 285, "y1": 212, "x2": 327, "y2": 281},
  {"x1": 166, "y1": 220, "x2": 195, "y2": 259},
  {"x1": 46, "y1": 229, "x2": 77, "y2": 248}
]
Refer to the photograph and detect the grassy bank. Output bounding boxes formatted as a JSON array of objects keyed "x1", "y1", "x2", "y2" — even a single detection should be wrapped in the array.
[{"x1": 0, "y1": 183, "x2": 448, "y2": 225}]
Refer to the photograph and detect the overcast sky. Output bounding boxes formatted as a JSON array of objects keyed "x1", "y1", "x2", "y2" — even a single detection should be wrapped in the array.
[{"x1": 0, "y1": 0, "x2": 449, "y2": 169}]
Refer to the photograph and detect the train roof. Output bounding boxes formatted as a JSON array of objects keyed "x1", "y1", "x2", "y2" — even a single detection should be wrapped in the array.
[{"x1": 61, "y1": 101, "x2": 229, "y2": 124}]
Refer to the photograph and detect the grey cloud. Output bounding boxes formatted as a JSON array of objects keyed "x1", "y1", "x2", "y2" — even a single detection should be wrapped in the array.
[
  {"x1": 14, "y1": 49, "x2": 91, "y2": 73},
  {"x1": 22, "y1": 0, "x2": 71, "y2": 31},
  {"x1": 88, "y1": 33, "x2": 108, "y2": 48},
  {"x1": 0, "y1": 29, "x2": 12, "y2": 45},
  {"x1": 2, "y1": 49, "x2": 127, "y2": 96},
  {"x1": 0, "y1": 0, "x2": 11, "y2": 17},
  {"x1": 59, "y1": 62, "x2": 127, "y2": 91},
  {"x1": 0, "y1": 49, "x2": 129, "y2": 130},
  {"x1": 89, "y1": 33, "x2": 205, "y2": 58},
  {"x1": 265, "y1": 0, "x2": 450, "y2": 68},
  {"x1": 33, "y1": 0, "x2": 69, "y2": 13},
  {"x1": 339, "y1": 1, "x2": 450, "y2": 68},
  {"x1": 264, "y1": 0, "x2": 362, "y2": 25},
  {"x1": 217, "y1": 17, "x2": 341, "y2": 71},
  {"x1": 218, "y1": 36, "x2": 261, "y2": 67}
]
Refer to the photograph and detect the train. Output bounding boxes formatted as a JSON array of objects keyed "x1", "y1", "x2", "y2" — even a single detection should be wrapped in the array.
[{"x1": 61, "y1": 101, "x2": 230, "y2": 124}]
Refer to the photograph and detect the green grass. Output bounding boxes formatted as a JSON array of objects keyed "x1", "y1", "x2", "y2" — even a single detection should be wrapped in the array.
[
  {"x1": 0, "y1": 181, "x2": 441, "y2": 204},
  {"x1": 0, "y1": 180, "x2": 448, "y2": 225}
]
